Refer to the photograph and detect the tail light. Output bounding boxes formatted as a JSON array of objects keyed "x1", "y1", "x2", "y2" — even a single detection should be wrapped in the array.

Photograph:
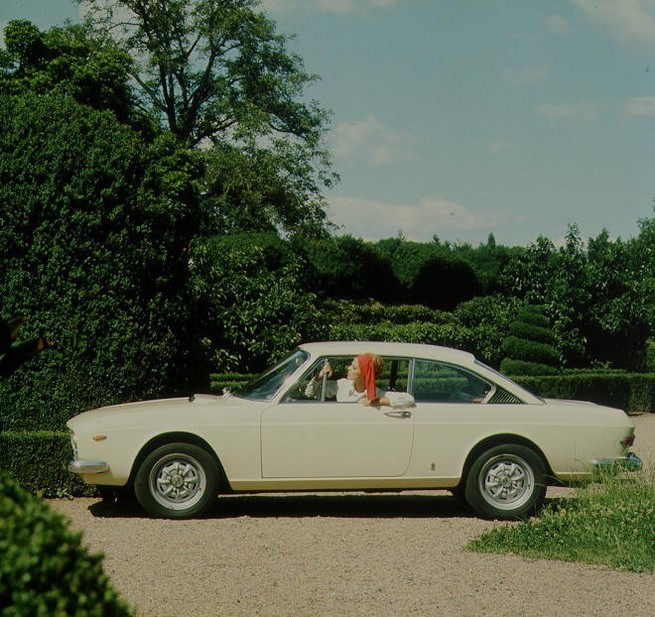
[{"x1": 621, "y1": 434, "x2": 635, "y2": 448}]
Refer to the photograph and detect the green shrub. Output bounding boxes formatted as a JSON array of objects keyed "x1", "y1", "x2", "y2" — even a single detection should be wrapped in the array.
[
  {"x1": 0, "y1": 472, "x2": 133, "y2": 615},
  {"x1": 0, "y1": 94, "x2": 203, "y2": 432},
  {"x1": 0, "y1": 432, "x2": 91, "y2": 497},
  {"x1": 374, "y1": 237, "x2": 481, "y2": 309},
  {"x1": 501, "y1": 358, "x2": 558, "y2": 377},
  {"x1": 297, "y1": 235, "x2": 399, "y2": 301},
  {"x1": 189, "y1": 233, "x2": 327, "y2": 373},
  {"x1": 500, "y1": 306, "x2": 560, "y2": 376},
  {"x1": 515, "y1": 372, "x2": 655, "y2": 413},
  {"x1": 646, "y1": 340, "x2": 655, "y2": 372},
  {"x1": 209, "y1": 373, "x2": 253, "y2": 395},
  {"x1": 501, "y1": 336, "x2": 560, "y2": 366},
  {"x1": 329, "y1": 320, "x2": 474, "y2": 350}
]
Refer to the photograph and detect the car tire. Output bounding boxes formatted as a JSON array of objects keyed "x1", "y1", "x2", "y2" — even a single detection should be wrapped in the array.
[
  {"x1": 464, "y1": 444, "x2": 546, "y2": 520},
  {"x1": 134, "y1": 442, "x2": 219, "y2": 519}
]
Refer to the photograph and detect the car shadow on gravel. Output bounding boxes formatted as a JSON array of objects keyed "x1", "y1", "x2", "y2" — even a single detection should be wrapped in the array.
[{"x1": 87, "y1": 492, "x2": 570, "y2": 520}]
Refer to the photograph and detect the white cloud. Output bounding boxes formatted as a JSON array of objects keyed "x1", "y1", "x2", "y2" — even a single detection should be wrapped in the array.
[
  {"x1": 330, "y1": 115, "x2": 421, "y2": 167},
  {"x1": 572, "y1": 0, "x2": 655, "y2": 46},
  {"x1": 546, "y1": 14, "x2": 573, "y2": 35},
  {"x1": 536, "y1": 101, "x2": 602, "y2": 123},
  {"x1": 327, "y1": 195, "x2": 508, "y2": 241},
  {"x1": 503, "y1": 65, "x2": 551, "y2": 85},
  {"x1": 624, "y1": 96, "x2": 655, "y2": 116},
  {"x1": 488, "y1": 139, "x2": 511, "y2": 155}
]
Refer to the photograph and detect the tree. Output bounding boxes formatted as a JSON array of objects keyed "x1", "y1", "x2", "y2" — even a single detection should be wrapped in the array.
[
  {"x1": 76, "y1": 0, "x2": 336, "y2": 235},
  {"x1": 0, "y1": 19, "x2": 142, "y2": 129},
  {"x1": 189, "y1": 233, "x2": 327, "y2": 373},
  {"x1": 296, "y1": 235, "x2": 399, "y2": 302},
  {"x1": 497, "y1": 228, "x2": 588, "y2": 366},
  {"x1": 584, "y1": 226, "x2": 653, "y2": 371},
  {"x1": 374, "y1": 237, "x2": 481, "y2": 310}
]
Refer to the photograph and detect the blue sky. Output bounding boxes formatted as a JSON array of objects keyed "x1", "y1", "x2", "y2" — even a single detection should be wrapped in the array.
[{"x1": 2, "y1": 0, "x2": 654, "y2": 246}]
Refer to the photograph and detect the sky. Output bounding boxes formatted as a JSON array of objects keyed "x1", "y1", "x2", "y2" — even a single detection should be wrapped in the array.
[{"x1": 1, "y1": 0, "x2": 654, "y2": 247}]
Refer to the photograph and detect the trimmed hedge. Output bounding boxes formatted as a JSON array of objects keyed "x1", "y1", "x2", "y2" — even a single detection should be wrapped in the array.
[
  {"x1": 501, "y1": 336, "x2": 560, "y2": 366},
  {"x1": 515, "y1": 372, "x2": 655, "y2": 414},
  {"x1": 501, "y1": 358, "x2": 558, "y2": 377},
  {"x1": 0, "y1": 432, "x2": 92, "y2": 498},
  {"x1": 209, "y1": 373, "x2": 252, "y2": 394},
  {"x1": 0, "y1": 472, "x2": 132, "y2": 615}
]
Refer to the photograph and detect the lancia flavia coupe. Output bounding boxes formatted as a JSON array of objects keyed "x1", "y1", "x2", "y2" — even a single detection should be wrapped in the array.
[{"x1": 68, "y1": 342, "x2": 641, "y2": 520}]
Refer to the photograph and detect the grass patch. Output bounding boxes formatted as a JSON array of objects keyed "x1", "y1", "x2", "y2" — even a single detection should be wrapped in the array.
[{"x1": 468, "y1": 468, "x2": 655, "y2": 572}]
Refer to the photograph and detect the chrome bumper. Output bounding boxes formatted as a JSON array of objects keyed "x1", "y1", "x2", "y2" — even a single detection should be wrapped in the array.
[
  {"x1": 592, "y1": 452, "x2": 642, "y2": 473},
  {"x1": 68, "y1": 460, "x2": 109, "y2": 474}
]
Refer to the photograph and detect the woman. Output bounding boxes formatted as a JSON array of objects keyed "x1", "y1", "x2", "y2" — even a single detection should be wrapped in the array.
[{"x1": 304, "y1": 353, "x2": 414, "y2": 408}]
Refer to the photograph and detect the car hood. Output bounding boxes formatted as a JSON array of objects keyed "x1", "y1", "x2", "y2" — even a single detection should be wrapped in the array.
[{"x1": 67, "y1": 393, "x2": 248, "y2": 431}]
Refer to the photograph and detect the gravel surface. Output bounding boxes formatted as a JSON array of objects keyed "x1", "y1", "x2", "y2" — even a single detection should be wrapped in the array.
[{"x1": 50, "y1": 414, "x2": 655, "y2": 617}]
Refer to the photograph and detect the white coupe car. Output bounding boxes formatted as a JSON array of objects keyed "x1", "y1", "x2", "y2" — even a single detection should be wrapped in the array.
[{"x1": 68, "y1": 341, "x2": 641, "y2": 520}]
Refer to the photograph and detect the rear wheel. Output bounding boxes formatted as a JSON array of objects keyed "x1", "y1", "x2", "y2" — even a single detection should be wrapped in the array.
[
  {"x1": 134, "y1": 443, "x2": 219, "y2": 519},
  {"x1": 464, "y1": 444, "x2": 546, "y2": 520}
]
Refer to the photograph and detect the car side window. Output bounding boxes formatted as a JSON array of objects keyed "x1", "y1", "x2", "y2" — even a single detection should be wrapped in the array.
[
  {"x1": 412, "y1": 360, "x2": 491, "y2": 403},
  {"x1": 281, "y1": 356, "x2": 411, "y2": 403},
  {"x1": 282, "y1": 357, "x2": 349, "y2": 403}
]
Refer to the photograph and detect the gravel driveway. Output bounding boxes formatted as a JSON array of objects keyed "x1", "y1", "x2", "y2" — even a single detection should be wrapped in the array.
[{"x1": 50, "y1": 414, "x2": 655, "y2": 617}]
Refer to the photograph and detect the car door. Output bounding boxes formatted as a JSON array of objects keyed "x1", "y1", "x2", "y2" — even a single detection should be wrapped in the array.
[
  {"x1": 260, "y1": 357, "x2": 415, "y2": 478},
  {"x1": 409, "y1": 359, "x2": 529, "y2": 478}
]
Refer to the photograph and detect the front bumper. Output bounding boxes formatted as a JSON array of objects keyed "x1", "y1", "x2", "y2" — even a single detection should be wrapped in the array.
[
  {"x1": 68, "y1": 459, "x2": 109, "y2": 474},
  {"x1": 592, "y1": 452, "x2": 642, "y2": 473}
]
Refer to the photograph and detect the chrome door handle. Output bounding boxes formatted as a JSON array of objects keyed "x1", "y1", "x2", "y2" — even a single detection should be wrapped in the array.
[{"x1": 385, "y1": 410, "x2": 412, "y2": 419}]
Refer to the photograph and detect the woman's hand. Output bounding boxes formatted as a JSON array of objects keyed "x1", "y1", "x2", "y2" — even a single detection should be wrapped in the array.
[{"x1": 317, "y1": 362, "x2": 333, "y2": 379}]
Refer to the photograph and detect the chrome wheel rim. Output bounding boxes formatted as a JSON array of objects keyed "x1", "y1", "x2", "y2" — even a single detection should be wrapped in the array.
[
  {"x1": 149, "y1": 453, "x2": 207, "y2": 511},
  {"x1": 478, "y1": 454, "x2": 535, "y2": 511}
]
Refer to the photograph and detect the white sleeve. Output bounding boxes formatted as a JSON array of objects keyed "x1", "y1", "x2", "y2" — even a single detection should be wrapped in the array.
[{"x1": 384, "y1": 390, "x2": 415, "y2": 408}]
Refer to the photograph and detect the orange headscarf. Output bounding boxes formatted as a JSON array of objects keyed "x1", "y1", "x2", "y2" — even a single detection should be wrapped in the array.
[{"x1": 357, "y1": 354, "x2": 378, "y2": 402}]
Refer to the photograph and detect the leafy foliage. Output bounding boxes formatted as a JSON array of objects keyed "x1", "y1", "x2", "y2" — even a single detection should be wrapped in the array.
[
  {"x1": 76, "y1": 0, "x2": 337, "y2": 236},
  {"x1": 0, "y1": 472, "x2": 133, "y2": 615},
  {"x1": 298, "y1": 236, "x2": 399, "y2": 301},
  {"x1": 0, "y1": 93, "x2": 203, "y2": 430},
  {"x1": 0, "y1": 315, "x2": 51, "y2": 378},
  {"x1": 0, "y1": 20, "x2": 142, "y2": 130},
  {"x1": 189, "y1": 233, "x2": 327, "y2": 373},
  {"x1": 500, "y1": 307, "x2": 559, "y2": 376},
  {"x1": 374, "y1": 237, "x2": 481, "y2": 309}
]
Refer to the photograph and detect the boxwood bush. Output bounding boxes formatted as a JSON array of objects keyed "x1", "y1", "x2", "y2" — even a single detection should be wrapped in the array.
[
  {"x1": 0, "y1": 432, "x2": 91, "y2": 497},
  {"x1": 0, "y1": 472, "x2": 132, "y2": 616},
  {"x1": 515, "y1": 372, "x2": 655, "y2": 414}
]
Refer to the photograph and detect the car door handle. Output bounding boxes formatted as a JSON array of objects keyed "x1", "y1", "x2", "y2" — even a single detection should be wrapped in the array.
[{"x1": 384, "y1": 410, "x2": 412, "y2": 419}]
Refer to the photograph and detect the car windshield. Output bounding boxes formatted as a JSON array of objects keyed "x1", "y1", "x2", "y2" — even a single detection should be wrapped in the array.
[{"x1": 234, "y1": 349, "x2": 309, "y2": 401}]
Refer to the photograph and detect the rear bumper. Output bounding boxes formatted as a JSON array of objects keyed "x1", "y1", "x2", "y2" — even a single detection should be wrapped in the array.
[
  {"x1": 592, "y1": 452, "x2": 642, "y2": 473},
  {"x1": 68, "y1": 459, "x2": 109, "y2": 474}
]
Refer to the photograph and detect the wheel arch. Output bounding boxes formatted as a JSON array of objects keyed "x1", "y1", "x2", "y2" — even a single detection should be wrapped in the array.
[
  {"x1": 128, "y1": 432, "x2": 228, "y2": 489},
  {"x1": 460, "y1": 434, "x2": 554, "y2": 486}
]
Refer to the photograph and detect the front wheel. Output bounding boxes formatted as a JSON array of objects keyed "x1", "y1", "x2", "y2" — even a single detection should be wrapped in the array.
[
  {"x1": 134, "y1": 443, "x2": 220, "y2": 519},
  {"x1": 464, "y1": 444, "x2": 546, "y2": 520}
]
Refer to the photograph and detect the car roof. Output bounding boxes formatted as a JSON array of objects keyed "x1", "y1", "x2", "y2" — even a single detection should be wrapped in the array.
[{"x1": 298, "y1": 341, "x2": 477, "y2": 366}]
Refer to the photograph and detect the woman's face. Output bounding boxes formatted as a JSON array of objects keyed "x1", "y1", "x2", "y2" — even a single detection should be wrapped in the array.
[{"x1": 346, "y1": 358, "x2": 360, "y2": 380}]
